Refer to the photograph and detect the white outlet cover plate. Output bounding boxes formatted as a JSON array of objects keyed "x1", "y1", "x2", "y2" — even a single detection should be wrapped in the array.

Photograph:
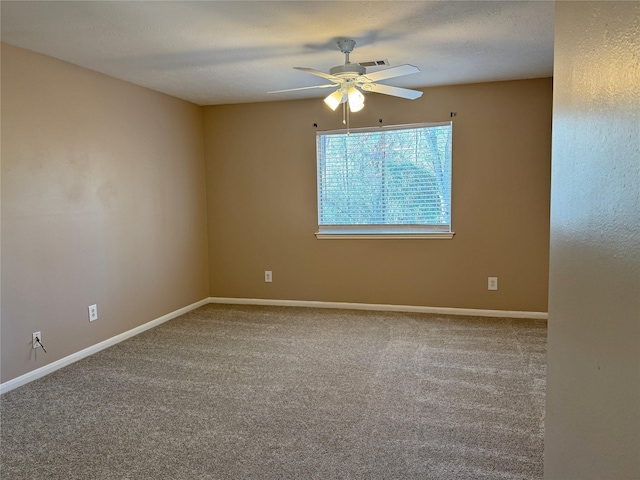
[
  {"x1": 32, "y1": 331, "x2": 41, "y2": 349},
  {"x1": 488, "y1": 277, "x2": 498, "y2": 291},
  {"x1": 89, "y1": 304, "x2": 98, "y2": 321}
]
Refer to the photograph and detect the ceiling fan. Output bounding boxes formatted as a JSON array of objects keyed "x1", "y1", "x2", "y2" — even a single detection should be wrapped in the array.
[{"x1": 269, "y1": 39, "x2": 423, "y2": 113}]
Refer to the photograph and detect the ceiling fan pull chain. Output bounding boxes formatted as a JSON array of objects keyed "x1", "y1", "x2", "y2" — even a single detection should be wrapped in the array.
[{"x1": 346, "y1": 103, "x2": 350, "y2": 134}]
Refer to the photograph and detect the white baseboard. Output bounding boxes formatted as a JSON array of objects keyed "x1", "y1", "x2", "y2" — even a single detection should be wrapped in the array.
[
  {"x1": 0, "y1": 298, "x2": 209, "y2": 395},
  {"x1": 2, "y1": 296, "x2": 546, "y2": 395},
  {"x1": 209, "y1": 297, "x2": 548, "y2": 320}
]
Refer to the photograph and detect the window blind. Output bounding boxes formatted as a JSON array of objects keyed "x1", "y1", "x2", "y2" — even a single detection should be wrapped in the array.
[{"x1": 316, "y1": 122, "x2": 452, "y2": 235}]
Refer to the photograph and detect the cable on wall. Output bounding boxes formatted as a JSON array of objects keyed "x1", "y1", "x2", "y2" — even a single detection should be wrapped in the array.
[{"x1": 34, "y1": 336, "x2": 47, "y2": 353}]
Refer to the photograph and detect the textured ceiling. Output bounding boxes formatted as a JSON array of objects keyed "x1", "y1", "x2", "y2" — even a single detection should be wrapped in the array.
[{"x1": 1, "y1": 1, "x2": 554, "y2": 106}]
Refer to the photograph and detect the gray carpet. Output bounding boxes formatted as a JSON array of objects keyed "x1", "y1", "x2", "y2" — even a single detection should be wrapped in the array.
[{"x1": 1, "y1": 304, "x2": 546, "y2": 479}]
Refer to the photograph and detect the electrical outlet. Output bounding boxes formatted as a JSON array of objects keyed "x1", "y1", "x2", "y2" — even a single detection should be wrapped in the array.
[
  {"x1": 264, "y1": 271, "x2": 272, "y2": 283},
  {"x1": 488, "y1": 277, "x2": 498, "y2": 291},
  {"x1": 89, "y1": 304, "x2": 98, "y2": 322},
  {"x1": 33, "y1": 331, "x2": 42, "y2": 349}
]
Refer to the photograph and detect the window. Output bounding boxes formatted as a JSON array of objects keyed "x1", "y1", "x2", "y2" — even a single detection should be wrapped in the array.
[{"x1": 316, "y1": 122, "x2": 453, "y2": 239}]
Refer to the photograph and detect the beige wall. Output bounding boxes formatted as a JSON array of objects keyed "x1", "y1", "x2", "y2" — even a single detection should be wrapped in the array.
[
  {"x1": 1, "y1": 44, "x2": 210, "y2": 383},
  {"x1": 1, "y1": 44, "x2": 552, "y2": 386},
  {"x1": 545, "y1": 3, "x2": 640, "y2": 479},
  {"x1": 204, "y1": 78, "x2": 552, "y2": 312}
]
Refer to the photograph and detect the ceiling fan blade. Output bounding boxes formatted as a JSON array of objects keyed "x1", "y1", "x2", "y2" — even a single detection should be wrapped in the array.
[
  {"x1": 361, "y1": 83, "x2": 423, "y2": 100},
  {"x1": 269, "y1": 84, "x2": 337, "y2": 94},
  {"x1": 357, "y1": 64, "x2": 420, "y2": 83},
  {"x1": 294, "y1": 67, "x2": 339, "y2": 81}
]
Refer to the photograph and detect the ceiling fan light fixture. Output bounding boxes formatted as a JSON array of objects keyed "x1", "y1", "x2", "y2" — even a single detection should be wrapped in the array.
[
  {"x1": 347, "y1": 86, "x2": 364, "y2": 112},
  {"x1": 324, "y1": 89, "x2": 346, "y2": 111}
]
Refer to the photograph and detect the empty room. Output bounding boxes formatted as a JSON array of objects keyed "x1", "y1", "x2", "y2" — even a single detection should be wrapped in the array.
[{"x1": 1, "y1": 2, "x2": 638, "y2": 479}]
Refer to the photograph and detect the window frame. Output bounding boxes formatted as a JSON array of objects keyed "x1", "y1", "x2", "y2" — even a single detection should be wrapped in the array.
[{"x1": 315, "y1": 121, "x2": 455, "y2": 240}]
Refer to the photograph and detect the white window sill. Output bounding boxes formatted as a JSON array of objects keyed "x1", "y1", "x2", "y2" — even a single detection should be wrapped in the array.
[{"x1": 315, "y1": 231, "x2": 455, "y2": 240}]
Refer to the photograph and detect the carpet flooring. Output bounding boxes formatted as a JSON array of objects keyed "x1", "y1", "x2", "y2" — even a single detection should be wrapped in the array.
[{"x1": 1, "y1": 304, "x2": 546, "y2": 479}]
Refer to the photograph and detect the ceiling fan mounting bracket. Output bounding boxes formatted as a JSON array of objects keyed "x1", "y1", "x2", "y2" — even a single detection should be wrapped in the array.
[
  {"x1": 337, "y1": 39, "x2": 356, "y2": 54},
  {"x1": 330, "y1": 39, "x2": 365, "y2": 76}
]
